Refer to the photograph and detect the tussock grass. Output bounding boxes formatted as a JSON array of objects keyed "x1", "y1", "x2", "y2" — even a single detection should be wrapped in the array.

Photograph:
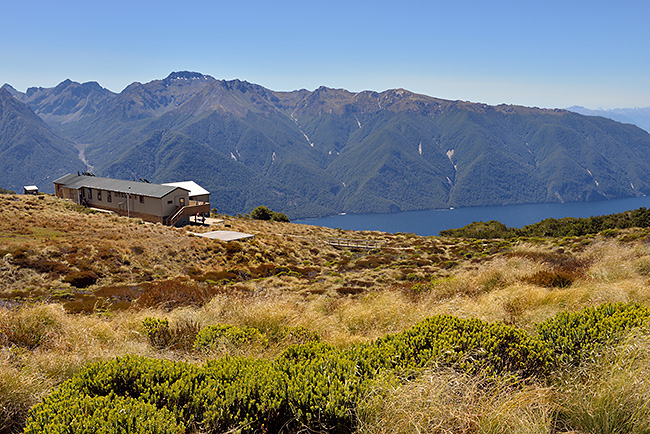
[
  {"x1": 0, "y1": 358, "x2": 51, "y2": 434},
  {"x1": 555, "y1": 332, "x2": 650, "y2": 434},
  {"x1": 358, "y1": 370, "x2": 553, "y2": 434}
]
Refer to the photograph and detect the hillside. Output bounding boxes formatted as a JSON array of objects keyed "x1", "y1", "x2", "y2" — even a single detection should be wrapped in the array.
[
  {"x1": 4, "y1": 73, "x2": 650, "y2": 218},
  {"x1": 0, "y1": 89, "x2": 82, "y2": 193},
  {"x1": 2, "y1": 193, "x2": 650, "y2": 432}
]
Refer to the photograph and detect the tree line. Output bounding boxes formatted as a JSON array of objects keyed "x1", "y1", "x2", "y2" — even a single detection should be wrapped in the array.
[{"x1": 440, "y1": 207, "x2": 650, "y2": 239}]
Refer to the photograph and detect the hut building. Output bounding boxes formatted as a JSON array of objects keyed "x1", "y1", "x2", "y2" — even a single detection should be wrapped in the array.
[{"x1": 53, "y1": 174, "x2": 210, "y2": 226}]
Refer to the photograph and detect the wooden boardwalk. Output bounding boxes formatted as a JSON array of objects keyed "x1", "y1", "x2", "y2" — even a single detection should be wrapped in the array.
[{"x1": 327, "y1": 237, "x2": 382, "y2": 250}]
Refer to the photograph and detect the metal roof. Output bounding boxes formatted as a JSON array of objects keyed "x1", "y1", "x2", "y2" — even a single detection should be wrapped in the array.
[
  {"x1": 162, "y1": 181, "x2": 210, "y2": 197},
  {"x1": 53, "y1": 174, "x2": 189, "y2": 199}
]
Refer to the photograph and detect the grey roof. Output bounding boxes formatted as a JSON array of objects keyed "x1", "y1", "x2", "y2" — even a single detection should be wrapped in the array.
[
  {"x1": 53, "y1": 173, "x2": 79, "y2": 185},
  {"x1": 53, "y1": 174, "x2": 189, "y2": 199}
]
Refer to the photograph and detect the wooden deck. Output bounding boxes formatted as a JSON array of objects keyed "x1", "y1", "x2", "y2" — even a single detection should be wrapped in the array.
[
  {"x1": 165, "y1": 201, "x2": 210, "y2": 226},
  {"x1": 327, "y1": 237, "x2": 383, "y2": 250}
]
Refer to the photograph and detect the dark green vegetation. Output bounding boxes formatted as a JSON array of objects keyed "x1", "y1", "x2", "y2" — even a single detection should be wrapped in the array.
[
  {"x1": 4, "y1": 72, "x2": 650, "y2": 217},
  {"x1": 23, "y1": 303, "x2": 650, "y2": 434},
  {"x1": 441, "y1": 207, "x2": 650, "y2": 239},
  {"x1": 250, "y1": 205, "x2": 290, "y2": 222},
  {"x1": 537, "y1": 302, "x2": 650, "y2": 366}
]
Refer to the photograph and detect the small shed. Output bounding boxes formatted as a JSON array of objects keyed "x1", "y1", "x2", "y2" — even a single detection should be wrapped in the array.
[{"x1": 23, "y1": 185, "x2": 39, "y2": 195}]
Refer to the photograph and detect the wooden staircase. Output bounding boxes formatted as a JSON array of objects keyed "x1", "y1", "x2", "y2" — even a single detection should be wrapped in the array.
[{"x1": 164, "y1": 201, "x2": 210, "y2": 226}]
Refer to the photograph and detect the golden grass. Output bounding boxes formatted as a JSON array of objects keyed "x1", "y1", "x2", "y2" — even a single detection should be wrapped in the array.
[
  {"x1": 554, "y1": 332, "x2": 650, "y2": 434},
  {"x1": 357, "y1": 370, "x2": 554, "y2": 434},
  {"x1": 4, "y1": 195, "x2": 650, "y2": 432},
  {"x1": 0, "y1": 357, "x2": 51, "y2": 434}
]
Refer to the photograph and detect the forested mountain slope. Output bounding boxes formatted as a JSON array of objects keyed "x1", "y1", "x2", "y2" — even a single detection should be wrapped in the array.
[
  {"x1": 4, "y1": 72, "x2": 650, "y2": 218},
  {"x1": 0, "y1": 88, "x2": 82, "y2": 192}
]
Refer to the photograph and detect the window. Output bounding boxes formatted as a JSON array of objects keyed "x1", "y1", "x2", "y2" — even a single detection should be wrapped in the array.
[
  {"x1": 88, "y1": 188, "x2": 92, "y2": 200},
  {"x1": 167, "y1": 200, "x2": 173, "y2": 204},
  {"x1": 140, "y1": 195, "x2": 144, "y2": 203},
  {"x1": 107, "y1": 191, "x2": 112, "y2": 203},
  {"x1": 98, "y1": 190, "x2": 102, "y2": 201}
]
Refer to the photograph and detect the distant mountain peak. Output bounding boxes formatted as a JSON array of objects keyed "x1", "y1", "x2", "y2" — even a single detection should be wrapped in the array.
[
  {"x1": 165, "y1": 71, "x2": 212, "y2": 81},
  {"x1": 0, "y1": 87, "x2": 13, "y2": 99},
  {"x1": 53, "y1": 78, "x2": 75, "y2": 93},
  {"x1": 1, "y1": 83, "x2": 17, "y2": 93}
]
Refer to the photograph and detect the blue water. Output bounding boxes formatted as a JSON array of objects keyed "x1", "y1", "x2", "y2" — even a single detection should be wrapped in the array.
[{"x1": 294, "y1": 196, "x2": 650, "y2": 236}]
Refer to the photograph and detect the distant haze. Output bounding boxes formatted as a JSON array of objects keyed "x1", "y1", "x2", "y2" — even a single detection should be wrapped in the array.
[{"x1": 566, "y1": 106, "x2": 650, "y2": 133}]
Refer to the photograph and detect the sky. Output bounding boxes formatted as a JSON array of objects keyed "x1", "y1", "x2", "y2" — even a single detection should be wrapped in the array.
[{"x1": 2, "y1": 0, "x2": 648, "y2": 109}]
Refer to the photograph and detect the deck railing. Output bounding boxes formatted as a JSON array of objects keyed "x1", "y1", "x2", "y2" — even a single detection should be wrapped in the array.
[
  {"x1": 165, "y1": 202, "x2": 210, "y2": 226},
  {"x1": 327, "y1": 238, "x2": 383, "y2": 250}
]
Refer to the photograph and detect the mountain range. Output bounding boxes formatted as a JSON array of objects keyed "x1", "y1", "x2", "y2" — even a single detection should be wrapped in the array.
[{"x1": 2, "y1": 71, "x2": 650, "y2": 219}]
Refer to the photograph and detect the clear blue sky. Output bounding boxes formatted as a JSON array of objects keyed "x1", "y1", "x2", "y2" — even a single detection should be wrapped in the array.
[{"x1": 2, "y1": 0, "x2": 648, "y2": 109}]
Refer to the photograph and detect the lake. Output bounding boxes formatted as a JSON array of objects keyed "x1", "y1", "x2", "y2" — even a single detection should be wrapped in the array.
[{"x1": 294, "y1": 196, "x2": 650, "y2": 236}]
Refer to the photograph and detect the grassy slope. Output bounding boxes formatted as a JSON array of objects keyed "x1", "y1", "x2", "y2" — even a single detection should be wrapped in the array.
[{"x1": 2, "y1": 194, "x2": 650, "y2": 432}]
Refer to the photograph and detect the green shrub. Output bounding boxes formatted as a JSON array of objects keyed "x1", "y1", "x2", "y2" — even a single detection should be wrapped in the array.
[
  {"x1": 199, "y1": 357, "x2": 288, "y2": 433},
  {"x1": 271, "y1": 211, "x2": 290, "y2": 223},
  {"x1": 537, "y1": 302, "x2": 650, "y2": 366},
  {"x1": 24, "y1": 389, "x2": 184, "y2": 434},
  {"x1": 278, "y1": 349, "x2": 362, "y2": 432},
  {"x1": 273, "y1": 325, "x2": 321, "y2": 345},
  {"x1": 200, "y1": 352, "x2": 358, "y2": 433},
  {"x1": 250, "y1": 206, "x2": 290, "y2": 222},
  {"x1": 142, "y1": 317, "x2": 171, "y2": 349},
  {"x1": 408, "y1": 282, "x2": 431, "y2": 296},
  {"x1": 354, "y1": 315, "x2": 553, "y2": 378},
  {"x1": 194, "y1": 324, "x2": 266, "y2": 352},
  {"x1": 31, "y1": 353, "x2": 359, "y2": 434},
  {"x1": 65, "y1": 356, "x2": 204, "y2": 429},
  {"x1": 250, "y1": 206, "x2": 273, "y2": 221},
  {"x1": 279, "y1": 341, "x2": 338, "y2": 363}
]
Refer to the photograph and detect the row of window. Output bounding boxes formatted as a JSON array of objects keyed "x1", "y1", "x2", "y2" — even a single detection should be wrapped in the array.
[{"x1": 84, "y1": 188, "x2": 145, "y2": 203}]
